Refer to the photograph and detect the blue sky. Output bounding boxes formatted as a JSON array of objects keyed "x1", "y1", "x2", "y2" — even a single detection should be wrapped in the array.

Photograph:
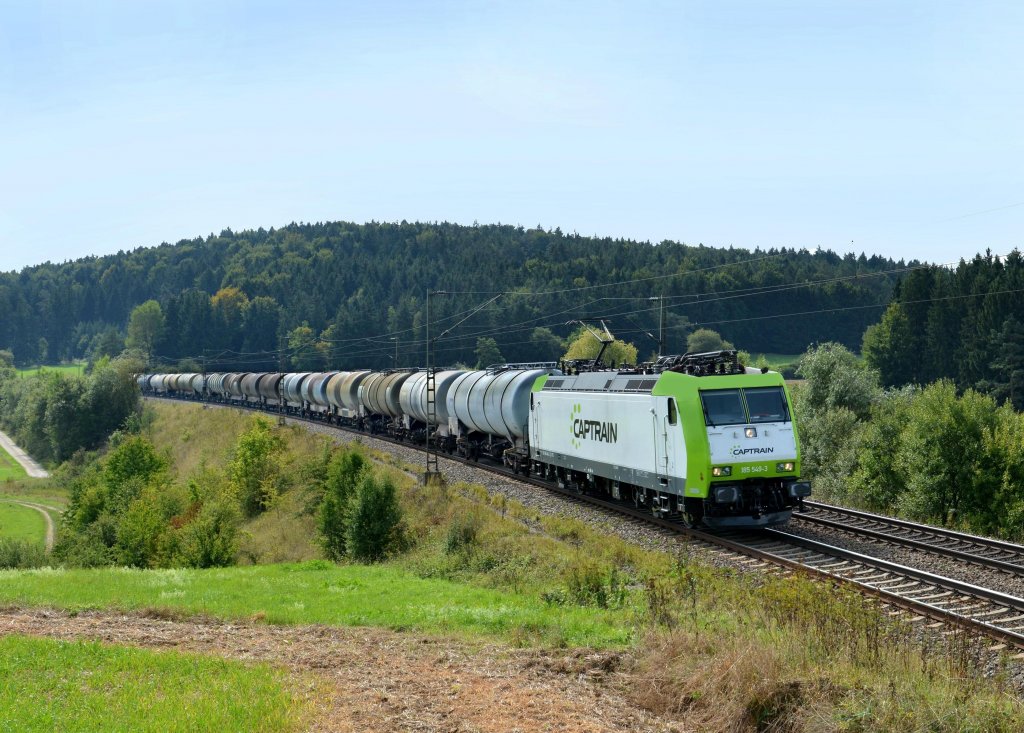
[{"x1": 1, "y1": 1, "x2": 1021, "y2": 272}]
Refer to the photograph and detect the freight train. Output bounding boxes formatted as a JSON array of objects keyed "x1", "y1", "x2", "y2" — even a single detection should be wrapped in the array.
[{"x1": 138, "y1": 349, "x2": 810, "y2": 528}]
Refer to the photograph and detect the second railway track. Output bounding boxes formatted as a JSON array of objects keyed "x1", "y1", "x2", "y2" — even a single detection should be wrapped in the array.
[{"x1": 793, "y1": 501, "x2": 1024, "y2": 576}]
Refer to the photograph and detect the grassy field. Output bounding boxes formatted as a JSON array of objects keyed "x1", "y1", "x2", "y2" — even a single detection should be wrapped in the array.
[
  {"x1": 0, "y1": 562, "x2": 633, "y2": 648},
  {"x1": 0, "y1": 442, "x2": 28, "y2": 481},
  {"x1": 0, "y1": 635, "x2": 300, "y2": 732},
  {"x1": 15, "y1": 363, "x2": 85, "y2": 379},
  {"x1": 0, "y1": 501, "x2": 46, "y2": 545}
]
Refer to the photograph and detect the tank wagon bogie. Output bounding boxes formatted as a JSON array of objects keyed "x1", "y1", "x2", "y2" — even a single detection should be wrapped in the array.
[{"x1": 138, "y1": 350, "x2": 810, "y2": 529}]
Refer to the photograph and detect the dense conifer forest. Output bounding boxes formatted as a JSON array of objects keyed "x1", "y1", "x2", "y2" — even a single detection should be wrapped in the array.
[{"x1": 1, "y1": 221, "x2": 906, "y2": 371}]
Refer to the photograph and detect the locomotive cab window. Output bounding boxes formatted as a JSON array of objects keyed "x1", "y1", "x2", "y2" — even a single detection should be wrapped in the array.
[
  {"x1": 744, "y1": 387, "x2": 790, "y2": 423},
  {"x1": 700, "y1": 389, "x2": 745, "y2": 426},
  {"x1": 667, "y1": 398, "x2": 677, "y2": 425}
]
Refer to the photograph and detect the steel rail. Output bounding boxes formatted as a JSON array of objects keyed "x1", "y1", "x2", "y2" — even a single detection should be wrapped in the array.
[
  {"x1": 148, "y1": 394, "x2": 1024, "y2": 649},
  {"x1": 804, "y1": 500, "x2": 1024, "y2": 554},
  {"x1": 793, "y1": 508, "x2": 1024, "y2": 576}
]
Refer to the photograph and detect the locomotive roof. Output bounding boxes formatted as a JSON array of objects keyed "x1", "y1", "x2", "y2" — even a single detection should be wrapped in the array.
[{"x1": 541, "y1": 367, "x2": 783, "y2": 394}]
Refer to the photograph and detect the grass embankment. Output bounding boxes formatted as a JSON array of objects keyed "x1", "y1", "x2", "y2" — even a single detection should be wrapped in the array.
[
  {"x1": 0, "y1": 442, "x2": 28, "y2": 481},
  {"x1": 0, "y1": 635, "x2": 299, "y2": 732},
  {"x1": 3, "y1": 398, "x2": 1021, "y2": 731}
]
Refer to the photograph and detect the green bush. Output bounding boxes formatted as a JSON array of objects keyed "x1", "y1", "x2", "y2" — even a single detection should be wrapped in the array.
[
  {"x1": 0, "y1": 538, "x2": 47, "y2": 569},
  {"x1": 445, "y1": 511, "x2": 483, "y2": 554},
  {"x1": 346, "y1": 474, "x2": 404, "y2": 563},
  {"x1": 317, "y1": 449, "x2": 367, "y2": 561},
  {"x1": 177, "y1": 498, "x2": 241, "y2": 568},
  {"x1": 229, "y1": 416, "x2": 285, "y2": 517},
  {"x1": 114, "y1": 489, "x2": 174, "y2": 568}
]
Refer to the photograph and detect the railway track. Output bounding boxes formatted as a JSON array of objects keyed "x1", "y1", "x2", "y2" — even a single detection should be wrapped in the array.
[
  {"x1": 151, "y1": 395, "x2": 1024, "y2": 650},
  {"x1": 794, "y1": 500, "x2": 1024, "y2": 576}
]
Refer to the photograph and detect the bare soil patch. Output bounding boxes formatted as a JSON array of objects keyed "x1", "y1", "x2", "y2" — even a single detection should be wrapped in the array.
[{"x1": 0, "y1": 608, "x2": 683, "y2": 732}]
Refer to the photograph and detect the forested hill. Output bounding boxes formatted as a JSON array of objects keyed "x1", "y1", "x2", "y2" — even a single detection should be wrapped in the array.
[{"x1": 1, "y1": 221, "x2": 907, "y2": 370}]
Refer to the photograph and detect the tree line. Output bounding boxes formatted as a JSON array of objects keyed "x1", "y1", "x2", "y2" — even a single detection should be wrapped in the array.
[
  {"x1": 862, "y1": 250, "x2": 1024, "y2": 409},
  {"x1": 1, "y1": 221, "x2": 905, "y2": 373}
]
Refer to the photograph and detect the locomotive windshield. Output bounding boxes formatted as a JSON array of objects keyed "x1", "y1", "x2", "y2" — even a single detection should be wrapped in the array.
[
  {"x1": 700, "y1": 387, "x2": 790, "y2": 426},
  {"x1": 744, "y1": 387, "x2": 790, "y2": 423},
  {"x1": 700, "y1": 389, "x2": 746, "y2": 425}
]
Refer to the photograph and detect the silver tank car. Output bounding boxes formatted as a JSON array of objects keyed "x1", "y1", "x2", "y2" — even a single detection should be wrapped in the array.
[
  {"x1": 206, "y1": 373, "x2": 228, "y2": 398},
  {"x1": 302, "y1": 372, "x2": 336, "y2": 408},
  {"x1": 189, "y1": 373, "x2": 207, "y2": 395},
  {"x1": 326, "y1": 371, "x2": 371, "y2": 417},
  {"x1": 240, "y1": 373, "x2": 264, "y2": 400},
  {"x1": 257, "y1": 373, "x2": 284, "y2": 401},
  {"x1": 447, "y1": 365, "x2": 559, "y2": 449},
  {"x1": 281, "y1": 373, "x2": 311, "y2": 405},
  {"x1": 359, "y1": 370, "x2": 415, "y2": 418},
  {"x1": 224, "y1": 373, "x2": 248, "y2": 399},
  {"x1": 400, "y1": 370, "x2": 466, "y2": 434}
]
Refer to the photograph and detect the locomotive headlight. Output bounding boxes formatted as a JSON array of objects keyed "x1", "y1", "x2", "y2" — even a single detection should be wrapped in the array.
[
  {"x1": 745, "y1": 427, "x2": 757, "y2": 438},
  {"x1": 712, "y1": 466, "x2": 732, "y2": 477},
  {"x1": 776, "y1": 462, "x2": 795, "y2": 472}
]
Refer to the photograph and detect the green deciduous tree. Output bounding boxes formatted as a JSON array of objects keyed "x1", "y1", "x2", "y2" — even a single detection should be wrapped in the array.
[
  {"x1": 795, "y1": 342, "x2": 880, "y2": 420},
  {"x1": 474, "y1": 337, "x2": 505, "y2": 369},
  {"x1": 561, "y1": 324, "x2": 638, "y2": 367},
  {"x1": 686, "y1": 328, "x2": 733, "y2": 354},
  {"x1": 318, "y1": 449, "x2": 368, "y2": 561},
  {"x1": 895, "y1": 382, "x2": 999, "y2": 527},
  {"x1": 862, "y1": 303, "x2": 917, "y2": 388},
  {"x1": 346, "y1": 474, "x2": 404, "y2": 562},
  {"x1": 177, "y1": 498, "x2": 242, "y2": 568},
  {"x1": 288, "y1": 323, "x2": 322, "y2": 371},
  {"x1": 125, "y1": 300, "x2": 165, "y2": 362},
  {"x1": 229, "y1": 416, "x2": 285, "y2": 517}
]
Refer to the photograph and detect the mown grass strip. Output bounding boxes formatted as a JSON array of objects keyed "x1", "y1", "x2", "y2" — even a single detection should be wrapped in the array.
[
  {"x1": 0, "y1": 635, "x2": 300, "y2": 732},
  {"x1": 0, "y1": 443, "x2": 28, "y2": 481},
  {"x1": 0, "y1": 561, "x2": 634, "y2": 648},
  {"x1": 15, "y1": 363, "x2": 85, "y2": 379},
  {"x1": 0, "y1": 501, "x2": 46, "y2": 545}
]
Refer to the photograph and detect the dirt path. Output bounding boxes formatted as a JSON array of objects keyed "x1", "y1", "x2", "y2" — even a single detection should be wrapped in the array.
[
  {"x1": 0, "y1": 500, "x2": 57, "y2": 550},
  {"x1": 0, "y1": 429, "x2": 49, "y2": 478},
  {"x1": 0, "y1": 608, "x2": 680, "y2": 733}
]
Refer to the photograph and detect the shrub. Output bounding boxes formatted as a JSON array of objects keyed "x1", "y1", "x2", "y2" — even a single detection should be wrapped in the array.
[
  {"x1": 317, "y1": 449, "x2": 367, "y2": 561},
  {"x1": 346, "y1": 474, "x2": 404, "y2": 563},
  {"x1": 114, "y1": 491, "x2": 169, "y2": 568},
  {"x1": 229, "y1": 416, "x2": 285, "y2": 517},
  {"x1": 176, "y1": 498, "x2": 241, "y2": 568},
  {"x1": 445, "y1": 511, "x2": 483, "y2": 554},
  {"x1": 0, "y1": 538, "x2": 47, "y2": 569}
]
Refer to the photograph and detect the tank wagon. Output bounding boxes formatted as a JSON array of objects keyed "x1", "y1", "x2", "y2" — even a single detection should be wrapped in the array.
[{"x1": 138, "y1": 350, "x2": 810, "y2": 528}]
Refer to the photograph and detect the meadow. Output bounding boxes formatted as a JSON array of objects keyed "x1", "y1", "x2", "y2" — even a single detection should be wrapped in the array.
[
  {"x1": 15, "y1": 363, "x2": 85, "y2": 379},
  {"x1": 0, "y1": 501, "x2": 46, "y2": 545},
  {"x1": 0, "y1": 635, "x2": 300, "y2": 732},
  {"x1": 0, "y1": 562, "x2": 633, "y2": 648}
]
